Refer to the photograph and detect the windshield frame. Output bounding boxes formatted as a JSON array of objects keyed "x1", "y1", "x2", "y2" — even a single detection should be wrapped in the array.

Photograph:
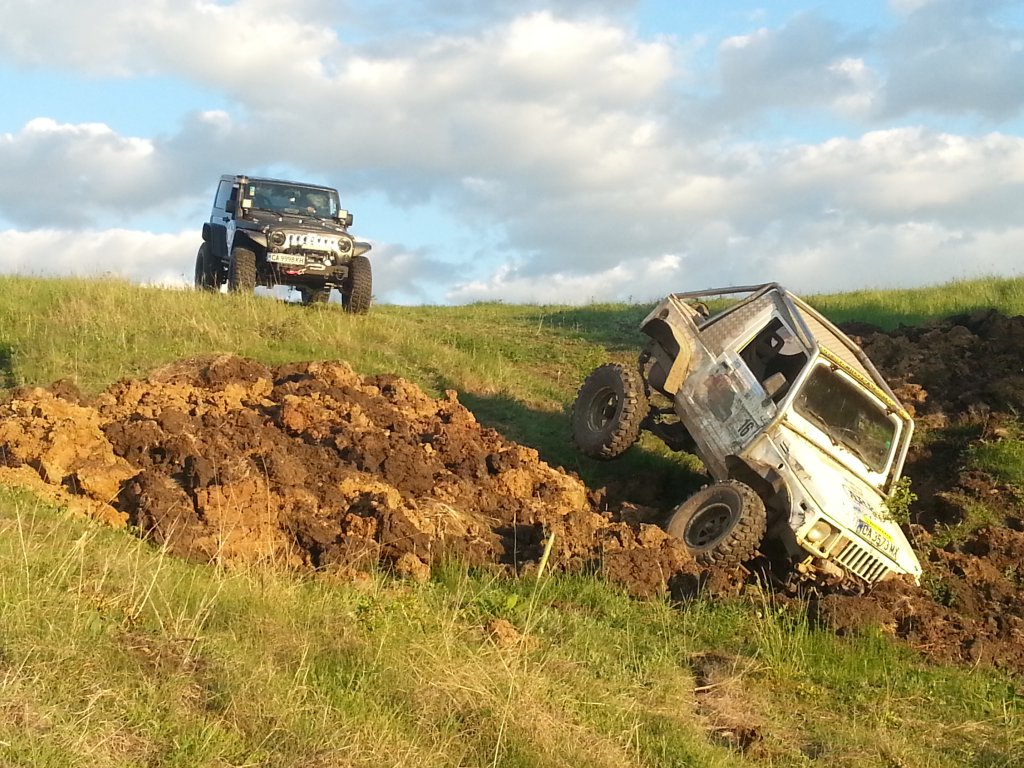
[
  {"x1": 242, "y1": 181, "x2": 341, "y2": 220},
  {"x1": 789, "y1": 360, "x2": 902, "y2": 479}
]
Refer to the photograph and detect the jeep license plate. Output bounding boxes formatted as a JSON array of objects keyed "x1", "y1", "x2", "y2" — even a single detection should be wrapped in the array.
[{"x1": 269, "y1": 253, "x2": 306, "y2": 266}]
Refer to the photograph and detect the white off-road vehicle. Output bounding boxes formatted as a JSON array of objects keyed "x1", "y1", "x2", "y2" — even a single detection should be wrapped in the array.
[{"x1": 572, "y1": 284, "x2": 922, "y2": 589}]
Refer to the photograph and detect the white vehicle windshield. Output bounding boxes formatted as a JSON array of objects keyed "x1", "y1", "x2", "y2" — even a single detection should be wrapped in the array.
[
  {"x1": 793, "y1": 364, "x2": 896, "y2": 473},
  {"x1": 246, "y1": 182, "x2": 340, "y2": 219}
]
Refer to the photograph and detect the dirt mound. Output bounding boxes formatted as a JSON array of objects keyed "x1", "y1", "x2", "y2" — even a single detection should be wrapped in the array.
[
  {"x1": 849, "y1": 309, "x2": 1024, "y2": 426},
  {"x1": 0, "y1": 355, "x2": 699, "y2": 600}
]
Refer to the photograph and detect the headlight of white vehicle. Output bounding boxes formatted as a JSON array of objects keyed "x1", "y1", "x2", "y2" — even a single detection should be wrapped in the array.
[{"x1": 804, "y1": 519, "x2": 834, "y2": 544}]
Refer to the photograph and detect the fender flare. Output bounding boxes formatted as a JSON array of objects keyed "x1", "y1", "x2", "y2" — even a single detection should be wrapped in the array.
[
  {"x1": 207, "y1": 223, "x2": 229, "y2": 266},
  {"x1": 725, "y1": 455, "x2": 788, "y2": 512}
]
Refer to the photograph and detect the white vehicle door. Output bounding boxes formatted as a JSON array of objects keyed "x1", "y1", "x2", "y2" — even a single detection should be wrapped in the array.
[{"x1": 674, "y1": 349, "x2": 776, "y2": 478}]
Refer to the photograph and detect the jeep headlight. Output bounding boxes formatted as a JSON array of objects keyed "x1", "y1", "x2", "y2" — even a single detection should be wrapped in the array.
[
  {"x1": 270, "y1": 231, "x2": 286, "y2": 248},
  {"x1": 338, "y1": 238, "x2": 352, "y2": 255},
  {"x1": 805, "y1": 520, "x2": 835, "y2": 545}
]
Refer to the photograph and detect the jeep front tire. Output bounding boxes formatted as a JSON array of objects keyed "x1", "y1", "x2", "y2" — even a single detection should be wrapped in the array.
[
  {"x1": 571, "y1": 363, "x2": 648, "y2": 459},
  {"x1": 228, "y1": 246, "x2": 257, "y2": 293},
  {"x1": 344, "y1": 255, "x2": 372, "y2": 314},
  {"x1": 666, "y1": 481, "x2": 767, "y2": 566}
]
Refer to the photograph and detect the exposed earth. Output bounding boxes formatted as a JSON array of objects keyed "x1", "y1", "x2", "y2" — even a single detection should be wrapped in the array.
[{"x1": 0, "y1": 308, "x2": 1023, "y2": 677}]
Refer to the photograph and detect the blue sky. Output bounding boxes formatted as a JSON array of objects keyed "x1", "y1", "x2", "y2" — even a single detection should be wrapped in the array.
[{"x1": 1, "y1": 0, "x2": 1023, "y2": 305}]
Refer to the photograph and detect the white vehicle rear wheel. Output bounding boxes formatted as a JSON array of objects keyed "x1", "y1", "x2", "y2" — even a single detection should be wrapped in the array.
[{"x1": 570, "y1": 363, "x2": 648, "y2": 460}]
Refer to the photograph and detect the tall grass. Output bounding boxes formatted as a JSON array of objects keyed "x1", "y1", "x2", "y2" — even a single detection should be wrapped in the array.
[
  {"x1": 1, "y1": 491, "x2": 1020, "y2": 767},
  {"x1": 4, "y1": 275, "x2": 1022, "y2": 398},
  {"x1": 808, "y1": 275, "x2": 1024, "y2": 328},
  {"x1": 5, "y1": 275, "x2": 1021, "y2": 481}
]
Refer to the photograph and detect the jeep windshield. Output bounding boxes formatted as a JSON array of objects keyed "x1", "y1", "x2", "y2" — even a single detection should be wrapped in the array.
[
  {"x1": 793, "y1": 363, "x2": 896, "y2": 474},
  {"x1": 245, "y1": 182, "x2": 340, "y2": 220}
]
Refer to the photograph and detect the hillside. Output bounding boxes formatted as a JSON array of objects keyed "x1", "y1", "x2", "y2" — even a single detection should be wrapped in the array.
[{"x1": 0, "y1": 275, "x2": 1022, "y2": 767}]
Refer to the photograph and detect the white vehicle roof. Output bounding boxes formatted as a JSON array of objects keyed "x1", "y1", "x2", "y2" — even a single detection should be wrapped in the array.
[{"x1": 669, "y1": 283, "x2": 909, "y2": 419}]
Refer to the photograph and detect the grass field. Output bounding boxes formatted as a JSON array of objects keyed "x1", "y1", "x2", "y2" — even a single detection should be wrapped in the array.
[{"x1": 0, "y1": 274, "x2": 1022, "y2": 767}]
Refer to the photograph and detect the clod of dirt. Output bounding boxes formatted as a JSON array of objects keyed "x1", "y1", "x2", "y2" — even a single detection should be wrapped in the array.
[
  {"x1": 0, "y1": 355, "x2": 701, "y2": 600},
  {"x1": 847, "y1": 310, "x2": 1024, "y2": 426},
  {"x1": 484, "y1": 618, "x2": 524, "y2": 649}
]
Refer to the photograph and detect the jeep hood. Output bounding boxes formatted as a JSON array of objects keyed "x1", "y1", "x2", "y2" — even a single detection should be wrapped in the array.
[
  {"x1": 247, "y1": 211, "x2": 349, "y2": 235},
  {"x1": 777, "y1": 423, "x2": 922, "y2": 579}
]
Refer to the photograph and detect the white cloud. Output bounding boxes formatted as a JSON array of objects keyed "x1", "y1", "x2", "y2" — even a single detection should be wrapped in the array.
[
  {"x1": 783, "y1": 129, "x2": 1024, "y2": 223},
  {"x1": 878, "y1": 0, "x2": 1024, "y2": 120},
  {"x1": 888, "y1": 0, "x2": 939, "y2": 15},
  {"x1": 0, "y1": 9, "x2": 680, "y2": 228},
  {"x1": 712, "y1": 13, "x2": 876, "y2": 119},
  {"x1": 0, "y1": 0, "x2": 339, "y2": 89},
  {"x1": 768, "y1": 219, "x2": 1024, "y2": 293},
  {"x1": 449, "y1": 126, "x2": 1024, "y2": 302},
  {"x1": 449, "y1": 216, "x2": 1024, "y2": 305},
  {"x1": 366, "y1": 244, "x2": 460, "y2": 304},
  {"x1": 446, "y1": 254, "x2": 686, "y2": 305},
  {"x1": 0, "y1": 229, "x2": 197, "y2": 286},
  {"x1": 0, "y1": 120, "x2": 160, "y2": 227}
]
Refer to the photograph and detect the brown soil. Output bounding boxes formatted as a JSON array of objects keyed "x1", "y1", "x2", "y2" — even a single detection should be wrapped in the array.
[
  {"x1": 1, "y1": 308, "x2": 1023, "y2": 677},
  {"x1": 0, "y1": 356, "x2": 700, "y2": 602}
]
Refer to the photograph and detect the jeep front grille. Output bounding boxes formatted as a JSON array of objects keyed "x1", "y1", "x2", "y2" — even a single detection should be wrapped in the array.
[
  {"x1": 278, "y1": 233, "x2": 344, "y2": 254},
  {"x1": 834, "y1": 539, "x2": 889, "y2": 583}
]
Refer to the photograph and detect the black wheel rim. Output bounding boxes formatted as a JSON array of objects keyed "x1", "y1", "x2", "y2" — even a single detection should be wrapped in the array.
[
  {"x1": 685, "y1": 501, "x2": 735, "y2": 548},
  {"x1": 586, "y1": 386, "x2": 620, "y2": 431}
]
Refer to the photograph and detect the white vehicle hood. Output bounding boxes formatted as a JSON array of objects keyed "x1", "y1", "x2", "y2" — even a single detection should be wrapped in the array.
[{"x1": 776, "y1": 422, "x2": 922, "y2": 579}]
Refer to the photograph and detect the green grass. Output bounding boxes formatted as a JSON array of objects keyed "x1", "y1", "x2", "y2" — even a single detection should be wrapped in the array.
[
  {"x1": 6, "y1": 275, "x2": 1022, "y2": 493},
  {"x1": 1, "y1": 274, "x2": 1024, "y2": 766},
  {"x1": 927, "y1": 430, "x2": 1024, "y2": 548},
  {"x1": 967, "y1": 438, "x2": 1024, "y2": 490},
  {"x1": 807, "y1": 275, "x2": 1024, "y2": 329},
  {"x1": 5, "y1": 275, "x2": 1023, "y2": 398},
  {"x1": 1, "y1": 491, "x2": 1020, "y2": 766}
]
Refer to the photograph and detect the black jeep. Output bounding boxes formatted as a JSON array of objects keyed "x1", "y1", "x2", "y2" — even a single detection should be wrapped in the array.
[{"x1": 195, "y1": 174, "x2": 373, "y2": 312}]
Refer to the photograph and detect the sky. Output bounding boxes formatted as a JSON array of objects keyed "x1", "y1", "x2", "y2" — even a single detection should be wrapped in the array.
[{"x1": 1, "y1": 0, "x2": 1023, "y2": 306}]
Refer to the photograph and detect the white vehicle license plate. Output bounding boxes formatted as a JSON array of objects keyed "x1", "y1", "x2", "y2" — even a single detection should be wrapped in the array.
[{"x1": 269, "y1": 253, "x2": 306, "y2": 266}]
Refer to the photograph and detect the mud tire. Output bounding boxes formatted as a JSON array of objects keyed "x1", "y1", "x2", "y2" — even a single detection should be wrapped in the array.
[
  {"x1": 571, "y1": 363, "x2": 649, "y2": 460},
  {"x1": 343, "y1": 256, "x2": 372, "y2": 314},
  {"x1": 194, "y1": 244, "x2": 220, "y2": 291},
  {"x1": 228, "y1": 247, "x2": 257, "y2": 294},
  {"x1": 300, "y1": 286, "x2": 331, "y2": 305},
  {"x1": 666, "y1": 480, "x2": 767, "y2": 566}
]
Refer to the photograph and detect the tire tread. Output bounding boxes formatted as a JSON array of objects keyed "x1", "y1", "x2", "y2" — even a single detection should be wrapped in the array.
[
  {"x1": 345, "y1": 256, "x2": 372, "y2": 313},
  {"x1": 228, "y1": 247, "x2": 257, "y2": 293},
  {"x1": 571, "y1": 363, "x2": 649, "y2": 459},
  {"x1": 667, "y1": 480, "x2": 767, "y2": 566}
]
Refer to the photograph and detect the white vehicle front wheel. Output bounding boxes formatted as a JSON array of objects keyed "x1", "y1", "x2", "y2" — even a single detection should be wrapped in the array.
[{"x1": 666, "y1": 480, "x2": 766, "y2": 566}]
